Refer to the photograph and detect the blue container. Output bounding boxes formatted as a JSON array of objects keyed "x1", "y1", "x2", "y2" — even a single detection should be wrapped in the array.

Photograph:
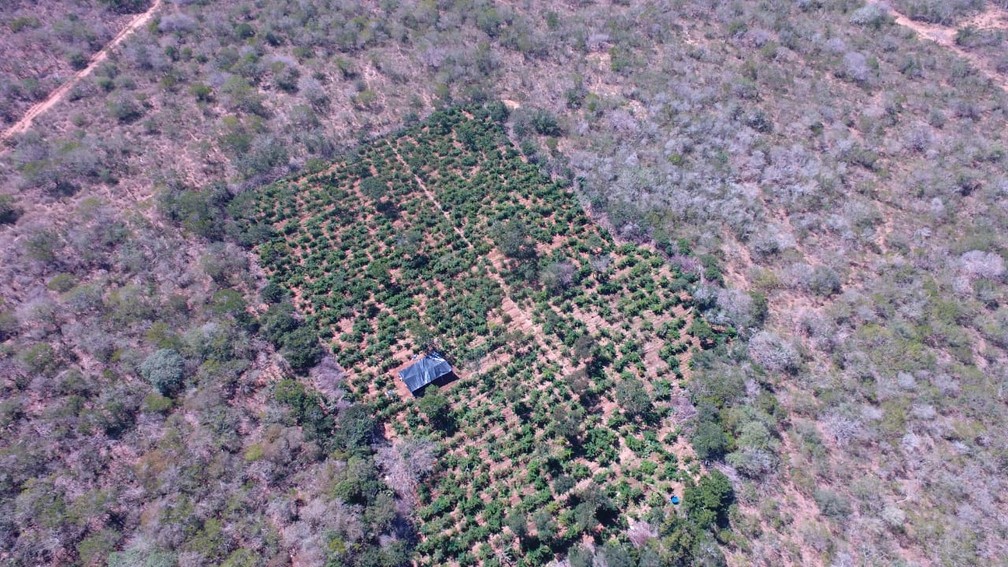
[{"x1": 670, "y1": 495, "x2": 680, "y2": 505}]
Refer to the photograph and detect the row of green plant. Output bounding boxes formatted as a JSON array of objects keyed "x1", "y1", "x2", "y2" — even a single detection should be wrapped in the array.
[{"x1": 233, "y1": 104, "x2": 736, "y2": 564}]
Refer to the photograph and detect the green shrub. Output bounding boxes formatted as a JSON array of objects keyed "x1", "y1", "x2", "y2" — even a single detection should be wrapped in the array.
[
  {"x1": 24, "y1": 230, "x2": 61, "y2": 264},
  {"x1": 807, "y1": 266, "x2": 842, "y2": 297},
  {"x1": 530, "y1": 109, "x2": 562, "y2": 136},
  {"x1": 691, "y1": 419, "x2": 729, "y2": 461},
  {"x1": 190, "y1": 83, "x2": 213, "y2": 102},
  {"x1": 221, "y1": 549, "x2": 258, "y2": 567},
  {"x1": 8, "y1": 16, "x2": 40, "y2": 32},
  {"x1": 260, "y1": 281, "x2": 287, "y2": 304},
  {"x1": 68, "y1": 52, "x2": 89, "y2": 71},
  {"x1": 76, "y1": 528, "x2": 120, "y2": 565},
  {"x1": 209, "y1": 289, "x2": 246, "y2": 316},
  {"x1": 281, "y1": 326, "x2": 323, "y2": 374},
  {"x1": 157, "y1": 183, "x2": 231, "y2": 240},
  {"x1": 895, "y1": 0, "x2": 983, "y2": 24},
  {"x1": 20, "y1": 343, "x2": 60, "y2": 377},
  {"x1": 259, "y1": 302, "x2": 299, "y2": 343},
  {"x1": 0, "y1": 309, "x2": 19, "y2": 341},
  {"x1": 108, "y1": 96, "x2": 144, "y2": 123},
  {"x1": 684, "y1": 470, "x2": 734, "y2": 529},
  {"x1": 615, "y1": 376, "x2": 652, "y2": 420},
  {"x1": 100, "y1": 0, "x2": 149, "y2": 14},
  {"x1": 143, "y1": 393, "x2": 174, "y2": 414},
  {"x1": 234, "y1": 22, "x2": 256, "y2": 39},
  {"x1": 418, "y1": 387, "x2": 453, "y2": 430},
  {"x1": 0, "y1": 195, "x2": 20, "y2": 225},
  {"x1": 814, "y1": 488, "x2": 852, "y2": 520},
  {"x1": 47, "y1": 273, "x2": 77, "y2": 293},
  {"x1": 333, "y1": 455, "x2": 382, "y2": 504},
  {"x1": 333, "y1": 404, "x2": 376, "y2": 454}
]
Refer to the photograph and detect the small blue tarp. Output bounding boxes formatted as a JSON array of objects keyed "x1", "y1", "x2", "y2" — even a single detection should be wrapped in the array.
[
  {"x1": 670, "y1": 496, "x2": 680, "y2": 505},
  {"x1": 399, "y1": 352, "x2": 452, "y2": 394}
]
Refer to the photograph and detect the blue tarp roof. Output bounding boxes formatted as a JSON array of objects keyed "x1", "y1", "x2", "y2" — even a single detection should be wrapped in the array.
[{"x1": 399, "y1": 352, "x2": 452, "y2": 393}]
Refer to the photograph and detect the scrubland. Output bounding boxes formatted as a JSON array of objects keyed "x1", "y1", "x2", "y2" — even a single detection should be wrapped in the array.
[{"x1": 1, "y1": 1, "x2": 1007, "y2": 565}]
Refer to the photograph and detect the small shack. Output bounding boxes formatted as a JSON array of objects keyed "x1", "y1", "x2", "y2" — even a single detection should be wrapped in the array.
[{"x1": 398, "y1": 351, "x2": 453, "y2": 395}]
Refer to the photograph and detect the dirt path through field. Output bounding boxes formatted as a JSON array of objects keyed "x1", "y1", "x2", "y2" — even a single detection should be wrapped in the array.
[
  {"x1": 389, "y1": 145, "x2": 574, "y2": 374},
  {"x1": 885, "y1": 3, "x2": 1008, "y2": 92},
  {"x1": 0, "y1": 0, "x2": 163, "y2": 144}
]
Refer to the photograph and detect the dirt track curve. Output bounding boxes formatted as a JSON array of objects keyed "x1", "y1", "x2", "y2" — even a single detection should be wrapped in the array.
[
  {"x1": 885, "y1": 3, "x2": 1008, "y2": 93},
  {"x1": 0, "y1": 0, "x2": 163, "y2": 144}
]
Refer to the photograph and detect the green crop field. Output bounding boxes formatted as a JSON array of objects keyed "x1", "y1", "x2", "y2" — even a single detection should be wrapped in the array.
[{"x1": 234, "y1": 105, "x2": 734, "y2": 565}]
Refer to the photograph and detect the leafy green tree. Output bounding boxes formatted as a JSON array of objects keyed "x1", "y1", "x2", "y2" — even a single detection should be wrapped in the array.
[
  {"x1": 691, "y1": 419, "x2": 729, "y2": 461},
  {"x1": 333, "y1": 404, "x2": 375, "y2": 454},
  {"x1": 553, "y1": 475, "x2": 575, "y2": 495},
  {"x1": 567, "y1": 545, "x2": 594, "y2": 567},
  {"x1": 552, "y1": 404, "x2": 582, "y2": 442},
  {"x1": 360, "y1": 177, "x2": 388, "y2": 200},
  {"x1": 107, "y1": 95, "x2": 144, "y2": 123},
  {"x1": 190, "y1": 83, "x2": 214, "y2": 103},
  {"x1": 76, "y1": 527, "x2": 120, "y2": 564},
  {"x1": 139, "y1": 348, "x2": 185, "y2": 395},
  {"x1": 688, "y1": 318, "x2": 718, "y2": 349},
  {"x1": 238, "y1": 135, "x2": 289, "y2": 178},
  {"x1": 615, "y1": 376, "x2": 653, "y2": 420},
  {"x1": 96, "y1": 390, "x2": 139, "y2": 438},
  {"x1": 356, "y1": 537, "x2": 412, "y2": 567},
  {"x1": 486, "y1": 100, "x2": 509, "y2": 123},
  {"x1": 334, "y1": 455, "x2": 383, "y2": 505},
  {"x1": 259, "y1": 302, "x2": 299, "y2": 344},
  {"x1": 570, "y1": 501, "x2": 597, "y2": 537},
  {"x1": 260, "y1": 281, "x2": 288, "y2": 304},
  {"x1": 273, "y1": 379, "x2": 334, "y2": 442},
  {"x1": 0, "y1": 195, "x2": 21, "y2": 225},
  {"x1": 683, "y1": 471, "x2": 734, "y2": 529},
  {"x1": 418, "y1": 387, "x2": 453, "y2": 430},
  {"x1": 158, "y1": 182, "x2": 232, "y2": 240},
  {"x1": 506, "y1": 510, "x2": 528, "y2": 542},
  {"x1": 520, "y1": 139, "x2": 540, "y2": 162},
  {"x1": 19, "y1": 342, "x2": 59, "y2": 377},
  {"x1": 599, "y1": 542, "x2": 633, "y2": 567},
  {"x1": 24, "y1": 229, "x2": 61, "y2": 264},
  {"x1": 365, "y1": 491, "x2": 398, "y2": 533},
  {"x1": 492, "y1": 219, "x2": 537, "y2": 260},
  {"x1": 532, "y1": 509, "x2": 556, "y2": 543},
  {"x1": 281, "y1": 326, "x2": 323, "y2": 374},
  {"x1": 516, "y1": 108, "x2": 563, "y2": 136}
]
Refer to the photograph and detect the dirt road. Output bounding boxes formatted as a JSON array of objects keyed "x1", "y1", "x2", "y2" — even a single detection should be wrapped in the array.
[
  {"x1": 0, "y1": 0, "x2": 163, "y2": 144},
  {"x1": 885, "y1": 4, "x2": 1008, "y2": 92}
]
